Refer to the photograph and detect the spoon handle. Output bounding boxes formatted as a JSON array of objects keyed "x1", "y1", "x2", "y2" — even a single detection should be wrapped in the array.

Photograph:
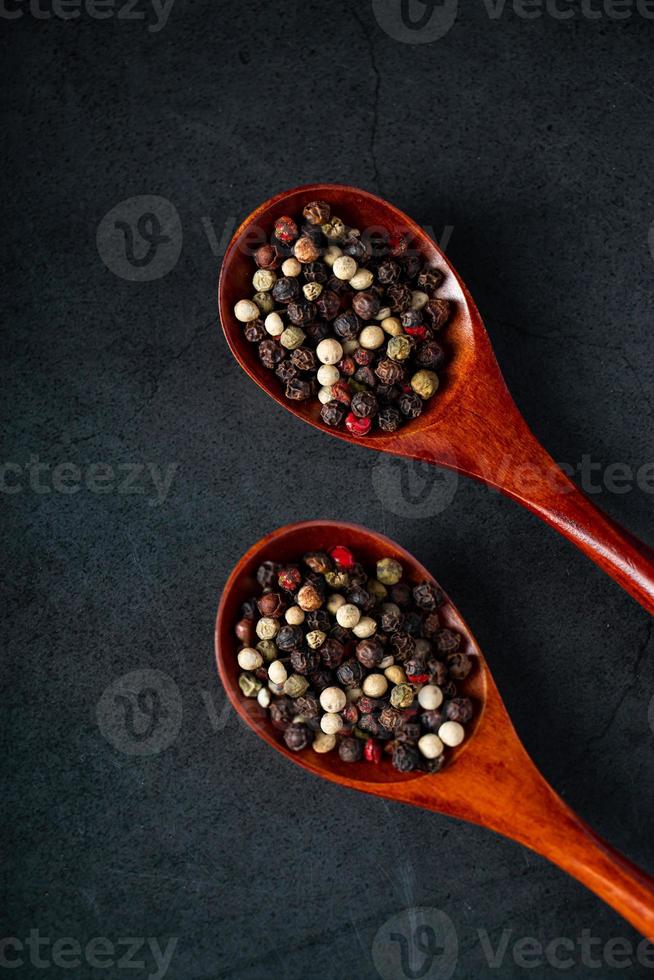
[{"x1": 433, "y1": 400, "x2": 654, "y2": 616}]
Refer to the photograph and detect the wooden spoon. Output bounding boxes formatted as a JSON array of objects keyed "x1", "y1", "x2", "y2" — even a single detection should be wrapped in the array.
[
  {"x1": 218, "y1": 184, "x2": 654, "y2": 616},
  {"x1": 215, "y1": 520, "x2": 654, "y2": 939}
]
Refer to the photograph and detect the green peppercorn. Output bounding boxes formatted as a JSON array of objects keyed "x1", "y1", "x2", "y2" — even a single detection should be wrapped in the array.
[
  {"x1": 410, "y1": 370, "x2": 440, "y2": 399},
  {"x1": 252, "y1": 269, "x2": 277, "y2": 292},
  {"x1": 306, "y1": 629, "x2": 326, "y2": 649},
  {"x1": 256, "y1": 639, "x2": 278, "y2": 662},
  {"x1": 280, "y1": 326, "x2": 306, "y2": 350},
  {"x1": 376, "y1": 558, "x2": 403, "y2": 585},
  {"x1": 253, "y1": 291, "x2": 275, "y2": 315},
  {"x1": 284, "y1": 674, "x2": 310, "y2": 698},
  {"x1": 238, "y1": 672, "x2": 262, "y2": 698},
  {"x1": 325, "y1": 570, "x2": 350, "y2": 589},
  {"x1": 390, "y1": 683, "x2": 414, "y2": 708},
  {"x1": 387, "y1": 335, "x2": 412, "y2": 361}
]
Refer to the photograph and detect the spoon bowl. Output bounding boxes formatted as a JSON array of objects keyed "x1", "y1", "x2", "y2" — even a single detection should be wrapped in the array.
[
  {"x1": 219, "y1": 184, "x2": 654, "y2": 615},
  {"x1": 216, "y1": 520, "x2": 654, "y2": 939}
]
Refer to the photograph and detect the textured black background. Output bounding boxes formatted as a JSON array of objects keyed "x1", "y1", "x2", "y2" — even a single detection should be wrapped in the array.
[{"x1": 3, "y1": 1, "x2": 654, "y2": 978}]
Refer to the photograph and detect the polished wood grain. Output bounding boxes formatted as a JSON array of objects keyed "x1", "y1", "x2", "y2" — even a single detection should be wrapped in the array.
[
  {"x1": 215, "y1": 521, "x2": 654, "y2": 940},
  {"x1": 218, "y1": 184, "x2": 654, "y2": 616}
]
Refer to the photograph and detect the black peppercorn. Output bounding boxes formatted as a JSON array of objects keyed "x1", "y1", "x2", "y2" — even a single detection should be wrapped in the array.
[
  {"x1": 321, "y1": 400, "x2": 346, "y2": 427},
  {"x1": 386, "y1": 283, "x2": 413, "y2": 313},
  {"x1": 377, "y1": 384, "x2": 402, "y2": 403},
  {"x1": 303, "y1": 200, "x2": 330, "y2": 225},
  {"x1": 336, "y1": 657, "x2": 363, "y2": 689},
  {"x1": 303, "y1": 551, "x2": 333, "y2": 575},
  {"x1": 290, "y1": 346, "x2": 317, "y2": 372},
  {"x1": 377, "y1": 406, "x2": 402, "y2": 432},
  {"x1": 420, "y1": 709, "x2": 445, "y2": 733},
  {"x1": 354, "y1": 366, "x2": 376, "y2": 388},
  {"x1": 290, "y1": 648, "x2": 321, "y2": 674},
  {"x1": 244, "y1": 319, "x2": 266, "y2": 343},
  {"x1": 285, "y1": 378, "x2": 313, "y2": 401},
  {"x1": 420, "y1": 754, "x2": 446, "y2": 773},
  {"x1": 392, "y1": 742, "x2": 419, "y2": 772},
  {"x1": 402, "y1": 253, "x2": 422, "y2": 279},
  {"x1": 422, "y1": 611, "x2": 441, "y2": 638},
  {"x1": 308, "y1": 668, "x2": 332, "y2": 692},
  {"x1": 276, "y1": 359, "x2": 298, "y2": 383},
  {"x1": 284, "y1": 724, "x2": 311, "y2": 752},
  {"x1": 305, "y1": 608, "x2": 331, "y2": 631},
  {"x1": 380, "y1": 605, "x2": 403, "y2": 632},
  {"x1": 396, "y1": 719, "x2": 421, "y2": 743},
  {"x1": 374, "y1": 358, "x2": 402, "y2": 386},
  {"x1": 320, "y1": 638, "x2": 345, "y2": 668},
  {"x1": 413, "y1": 582, "x2": 444, "y2": 611},
  {"x1": 346, "y1": 585, "x2": 375, "y2": 611},
  {"x1": 269, "y1": 697, "x2": 294, "y2": 730},
  {"x1": 447, "y1": 652, "x2": 473, "y2": 680},
  {"x1": 287, "y1": 301, "x2": 316, "y2": 326},
  {"x1": 390, "y1": 632, "x2": 415, "y2": 662},
  {"x1": 315, "y1": 289, "x2": 340, "y2": 320},
  {"x1": 351, "y1": 391, "x2": 378, "y2": 419},
  {"x1": 379, "y1": 705, "x2": 403, "y2": 732},
  {"x1": 333, "y1": 311, "x2": 361, "y2": 341},
  {"x1": 352, "y1": 290, "x2": 380, "y2": 319},
  {"x1": 258, "y1": 339, "x2": 285, "y2": 369},
  {"x1": 376, "y1": 258, "x2": 401, "y2": 284},
  {"x1": 257, "y1": 592, "x2": 285, "y2": 617},
  {"x1": 416, "y1": 340, "x2": 446, "y2": 371},
  {"x1": 255, "y1": 243, "x2": 283, "y2": 270},
  {"x1": 424, "y1": 297, "x2": 451, "y2": 330},
  {"x1": 400, "y1": 309, "x2": 422, "y2": 329},
  {"x1": 404, "y1": 656, "x2": 427, "y2": 679},
  {"x1": 305, "y1": 321, "x2": 330, "y2": 344},
  {"x1": 276, "y1": 625, "x2": 304, "y2": 651},
  {"x1": 349, "y1": 562, "x2": 369, "y2": 587},
  {"x1": 272, "y1": 276, "x2": 300, "y2": 304},
  {"x1": 240, "y1": 598, "x2": 258, "y2": 620},
  {"x1": 256, "y1": 561, "x2": 281, "y2": 589},
  {"x1": 399, "y1": 391, "x2": 423, "y2": 419},
  {"x1": 303, "y1": 260, "x2": 329, "y2": 283},
  {"x1": 327, "y1": 275, "x2": 353, "y2": 296},
  {"x1": 435, "y1": 628, "x2": 461, "y2": 654},
  {"x1": 390, "y1": 583, "x2": 412, "y2": 606},
  {"x1": 403, "y1": 611, "x2": 423, "y2": 637},
  {"x1": 355, "y1": 637, "x2": 384, "y2": 669},
  {"x1": 427, "y1": 659, "x2": 448, "y2": 686},
  {"x1": 293, "y1": 693, "x2": 320, "y2": 718},
  {"x1": 330, "y1": 623, "x2": 351, "y2": 644},
  {"x1": 441, "y1": 680, "x2": 458, "y2": 699},
  {"x1": 417, "y1": 267, "x2": 445, "y2": 294},
  {"x1": 339, "y1": 737, "x2": 363, "y2": 762},
  {"x1": 445, "y1": 697, "x2": 474, "y2": 723},
  {"x1": 342, "y1": 234, "x2": 370, "y2": 263},
  {"x1": 358, "y1": 713, "x2": 383, "y2": 736}
]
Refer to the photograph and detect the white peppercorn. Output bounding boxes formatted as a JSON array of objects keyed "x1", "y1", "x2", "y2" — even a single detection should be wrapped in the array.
[
  {"x1": 253, "y1": 269, "x2": 276, "y2": 292},
  {"x1": 439, "y1": 721, "x2": 465, "y2": 747},
  {"x1": 411, "y1": 290, "x2": 430, "y2": 310},
  {"x1": 316, "y1": 338, "x2": 343, "y2": 364},
  {"x1": 375, "y1": 307, "x2": 392, "y2": 321},
  {"x1": 352, "y1": 616, "x2": 377, "y2": 638},
  {"x1": 234, "y1": 299, "x2": 260, "y2": 322},
  {"x1": 268, "y1": 660, "x2": 287, "y2": 685},
  {"x1": 326, "y1": 593, "x2": 346, "y2": 614},
  {"x1": 317, "y1": 363, "x2": 340, "y2": 386},
  {"x1": 321, "y1": 712, "x2": 344, "y2": 735},
  {"x1": 306, "y1": 630, "x2": 326, "y2": 649},
  {"x1": 285, "y1": 605, "x2": 305, "y2": 625},
  {"x1": 381, "y1": 316, "x2": 403, "y2": 336},
  {"x1": 342, "y1": 339, "x2": 359, "y2": 355},
  {"x1": 320, "y1": 686, "x2": 347, "y2": 713},
  {"x1": 256, "y1": 617, "x2": 279, "y2": 640},
  {"x1": 379, "y1": 654, "x2": 395, "y2": 669},
  {"x1": 264, "y1": 312, "x2": 284, "y2": 336},
  {"x1": 418, "y1": 684, "x2": 444, "y2": 710},
  {"x1": 318, "y1": 385, "x2": 334, "y2": 405},
  {"x1": 257, "y1": 687, "x2": 271, "y2": 708},
  {"x1": 418, "y1": 734, "x2": 444, "y2": 759},
  {"x1": 358, "y1": 325, "x2": 385, "y2": 350},
  {"x1": 362, "y1": 673, "x2": 388, "y2": 697},
  {"x1": 282, "y1": 257, "x2": 302, "y2": 277},
  {"x1": 346, "y1": 686, "x2": 363, "y2": 702},
  {"x1": 303, "y1": 282, "x2": 323, "y2": 301},
  {"x1": 349, "y1": 268, "x2": 374, "y2": 290},
  {"x1": 280, "y1": 326, "x2": 306, "y2": 350},
  {"x1": 237, "y1": 647, "x2": 263, "y2": 671},
  {"x1": 385, "y1": 665, "x2": 406, "y2": 685},
  {"x1": 323, "y1": 244, "x2": 342, "y2": 267},
  {"x1": 332, "y1": 255, "x2": 357, "y2": 280},
  {"x1": 313, "y1": 732, "x2": 336, "y2": 753},
  {"x1": 336, "y1": 603, "x2": 361, "y2": 628},
  {"x1": 411, "y1": 370, "x2": 439, "y2": 399}
]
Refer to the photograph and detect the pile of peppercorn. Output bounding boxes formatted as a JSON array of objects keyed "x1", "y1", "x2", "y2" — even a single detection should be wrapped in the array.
[
  {"x1": 234, "y1": 546, "x2": 474, "y2": 772},
  {"x1": 232, "y1": 200, "x2": 452, "y2": 436}
]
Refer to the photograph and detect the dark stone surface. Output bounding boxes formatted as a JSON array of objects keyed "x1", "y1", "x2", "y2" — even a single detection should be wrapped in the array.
[{"x1": 2, "y1": 2, "x2": 654, "y2": 978}]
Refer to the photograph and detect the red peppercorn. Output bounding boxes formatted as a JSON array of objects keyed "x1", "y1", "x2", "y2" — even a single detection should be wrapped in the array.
[
  {"x1": 330, "y1": 380, "x2": 352, "y2": 405},
  {"x1": 388, "y1": 233, "x2": 410, "y2": 257},
  {"x1": 274, "y1": 215, "x2": 298, "y2": 244},
  {"x1": 353, "y1": 348, "x2": 373, "y2": 366},
  {"x1": 405, "y1": 325, "x2": 428, "y2": 341},
  {"x1": 364, "y1": 738, "x2": 382, "y2": 764},
  {"x1": 407, "y1": 672, "x2": 430, "y2": 684},
  {"x1": 337, "y1": 357, "x2": 356, "y2": 377},
  {"x1": 278, "y1": 566, "x2": 302, "y2": 592},
  {"x1": 345, "y1": 413, "x2": 371, "y2": 437},
  {"x1": 329, "y1": 545, "x2": 355, "y2": 569}
]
